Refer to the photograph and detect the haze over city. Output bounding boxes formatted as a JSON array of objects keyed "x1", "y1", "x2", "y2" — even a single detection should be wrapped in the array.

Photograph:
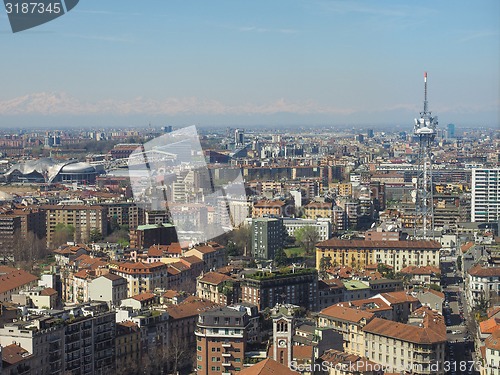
[{"x1": 1, "y1": 0, "x2": 499, "y2": 128}]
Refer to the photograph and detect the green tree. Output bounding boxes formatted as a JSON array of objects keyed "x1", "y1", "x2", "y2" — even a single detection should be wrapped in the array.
[
  {"x1": 294, "y1": 226, "x2": 320, "y2": 255},
  {"x1": 89, "y1": 229, "x2": 104, "y2": 243},
  {"x1": 52, "y1": 224, "x2": 75, "y2": 247},
  {"x1": 319, "y1": 256, "x2": 332, "y2": 279},
  {"x1": 274, "y1": 248, "x2": 288, "y2": 266}
]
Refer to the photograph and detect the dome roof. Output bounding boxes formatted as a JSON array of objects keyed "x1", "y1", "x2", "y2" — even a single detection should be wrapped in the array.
[{"x1": 60, "y1": 162, "x2": 96, "y2": 174}]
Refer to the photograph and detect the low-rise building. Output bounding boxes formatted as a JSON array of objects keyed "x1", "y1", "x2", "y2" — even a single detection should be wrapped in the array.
[
  {"x1": 317, "y1": 305, "x2": 374, "y2": 356},
  {"x1": 466, "y1": 265, "x2": 500, "y2": 308},
  {"x1": 88, "y1": 273, "x2": 128, "y2": 307},
  {"x1": 362, "y1": 312, "x2": 446, "y2": 375}
]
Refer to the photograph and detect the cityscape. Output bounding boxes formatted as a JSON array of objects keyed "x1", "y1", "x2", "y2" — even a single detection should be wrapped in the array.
[{"x1": 0, "y1": 1, "x2": 499, "y2": 375}]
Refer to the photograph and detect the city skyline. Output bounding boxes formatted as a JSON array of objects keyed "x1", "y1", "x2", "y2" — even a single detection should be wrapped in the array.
[{"x1": 0, "y1": 0, "x2": 499, "y2": 128}]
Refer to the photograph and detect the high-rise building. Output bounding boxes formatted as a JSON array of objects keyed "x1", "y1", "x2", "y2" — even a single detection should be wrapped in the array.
[
  {"x1": 195, "y1": 306, "x2": 249, "y2": 375},
  {"x1": 471, "y1": 168, "x2": 500, "y2": 223},
  {"x1": 446, "y1": 123, "x2": 455, "y2": 138},
  {"x1": 251, "y1": 217, "x2": 284, "y2": 260},
  {"x1": 234, "y1": 129, "x2": 244, "y2": 146}
]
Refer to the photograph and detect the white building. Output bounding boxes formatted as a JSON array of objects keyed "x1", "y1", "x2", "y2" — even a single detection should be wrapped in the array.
[
  {"x1": 466, "y1": 265, "x2": 500, "y2": 307},
  {"x1": 89, "y1": 273, "x2": 128, "y2": 307},
  {"x1": 483, "y1": 330, "x2": 500, "y2": 375},
  {"x1": 472, "y1": 168, "x2": 500, "y2": 223}
]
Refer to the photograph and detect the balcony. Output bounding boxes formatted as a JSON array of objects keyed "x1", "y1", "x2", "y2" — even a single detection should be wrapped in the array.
[
  {"x1": 222, "y1": 353, "x2": 231, "y2": 357},
  {"x1": 222, "y1": 373, "x2": 231, "y2": 375},
  {"x1": 222, "y1": 343, "x2": 231, "y2": 348},
  {"x1": 222, "y1": 362, "x2": 231, "y2": 367}
]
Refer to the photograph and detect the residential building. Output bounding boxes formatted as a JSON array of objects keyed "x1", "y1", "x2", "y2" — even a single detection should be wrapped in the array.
[
  {"x1": 1, "y1": 343, "x2": 34, "y2": 375},
  {"x1": 115, "y1": 321, "x2": 142, "y2": 372},
  {"x1": 400, "y1": 265, "x2": 441, "y2": 285},
  {"x1": 0, "y1": 266, "x2": 38, "y2": 303},
  {"x1": 282, "y1": 217, "x2": 331, "y2": 241},
  {"x1": 251, "y1": 217, "x2": 284, "y2": 260},
  {"x1": 195, "y1": 306, "x2": 249, "y2": 375},
  {"x1": 252, "y1": 200, "x2": 286, "y2": 218},
  {"x1": 318, "y1": 349, "x2": 382, "y2": 375},
  {"x1": 483, "y1": 329, "x2": 500, "y2": 375},
  {"x1": 237, "y1": 358, "x2": 299, "y2": 375},
  {"x1": 371, "y1": 291, "x2": 421, "y2": 323},
  {"x1": 318, "y1": 279, "x2": 345, "y2": 311},
  {"x1": 43, "y1": 205, "x2": 108, "y2": 247},
  {"x1": 129, "y1": 223, "x2": 178, "y2": 249},
  {"x1": 88, "y1": 273, "x2": 128, "y2": 307},
  {"x1": 110, "y1": 261, "x2": 168, "y2": 297},
  {"x1": 196, "y1": 272, "x2": 239, "y2": 305},
  {"x1": 316, "y1": 239, "x2": 441, "y2": 272},
  {"x1": 184, "y1": 242, "x2": 226, "y2": 272},
  {"x1": 240, "y1": 268, "x2": 318, "y2": 311},
  {"x1": 103, "y1": 202, "x2": 144, "y2": 230},
  {"x1": 303, "y1": 201, "x2": 334, "y2": 221},
  {"x1": 317, "y1": 305, "x2": 374, "y2": 356},
  {"x1": 466, "y1": 265, "x2": 500, "y2": 308},
  {"x1": 362, "y1": 312, "x2": 446, "y2": 374},
  {"x1": 471, "y1": 168, "x2": 500, "y2": 223}
]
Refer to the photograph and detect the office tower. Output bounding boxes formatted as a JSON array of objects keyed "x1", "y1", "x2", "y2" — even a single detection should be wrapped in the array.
[
  {"x1": 234, "y1": 129, "x2": 244, "y2": 146},
  {"x1": 446, "y1": 123, "x2": 455, "y2": 138},
  {"x1": 471, "y1": 168, "x2": 500, "y2": 222}
]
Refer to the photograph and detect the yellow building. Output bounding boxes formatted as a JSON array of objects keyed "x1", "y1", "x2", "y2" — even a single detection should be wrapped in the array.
[
  {"x1": 316, "y1": 239, "x2": 441, "y2": 272},
  {"x1": 304, "y1": 202, "x2": 334, "y2": 220},
  {"x1": 318, "y1": 305, "x2": 374, "y2": 356},
  {"x1": 252, "y1": 200, "x2": 286, "y2": 217}
]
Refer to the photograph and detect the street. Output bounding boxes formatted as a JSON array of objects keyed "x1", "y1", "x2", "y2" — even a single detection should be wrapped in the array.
[{"x1": 441, "y1": 252, "x2": 479, "y2": 375}]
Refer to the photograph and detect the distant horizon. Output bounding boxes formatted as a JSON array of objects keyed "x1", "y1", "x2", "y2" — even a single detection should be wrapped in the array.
[{"x1": 1, "y1": 0, "x2": 498, "y2": 129}]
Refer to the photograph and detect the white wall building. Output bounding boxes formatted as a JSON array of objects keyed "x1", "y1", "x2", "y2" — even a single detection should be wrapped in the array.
[{"x1": 471, "y1": 168, "x2": 500, "y2": 223}]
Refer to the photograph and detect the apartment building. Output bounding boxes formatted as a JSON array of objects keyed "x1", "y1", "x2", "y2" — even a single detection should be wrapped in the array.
[
  {"x1": 110, "y1": 261, "x2": 168, "y2": 297},
  {"x1": 195, "y1": 307, "x2": 249, "y2": 375},
  {"x1": 240, "y1": 268, "x2": 318, "y2": 311},
  {"x1": 471, "y1": 168, "x2": 500, "y2": 223},
  {"x1": 184, "y1": 242, "x2": 226, "y2": 272},
  {"x1": 316, "y1": 239, "x2": 441, "y2": 272},
  {"x1": 252, "y1": 200, "x2": 286, "y2": 218},
  {"x1": 103, "y1": 202, "x2": 144, "y2": 230},
  {"x1": 466, "y1": 265, "x2": 500, "y2": 308},
  {"x1": 362, "y1": 312, "x2": 446, "y2": 375},
  {"x1": 317, "y1": 305, "x2": 374, "y2": 356},
  {"x1": 304, "y1": 201, "x2": 334, "y2": 221},
  {"x1": 251, "y1": 217, "x2": 284, "y2": 260},
  {"x1": 43, "y1": 205, "x2": 108, "y2": 247},
  {"x1": 483, "y1": 330, "x2": 500, "y2": 375},
  {"x1": 196, "y1": 272, "x2": 239, "y2": 305}
]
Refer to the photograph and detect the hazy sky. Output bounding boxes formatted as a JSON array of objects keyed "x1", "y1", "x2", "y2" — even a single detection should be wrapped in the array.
[{"x1": 0, "y1": 0, "x2": 499, "y2": 128}]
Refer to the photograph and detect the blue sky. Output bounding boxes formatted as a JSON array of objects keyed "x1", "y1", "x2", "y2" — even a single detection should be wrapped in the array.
[{"x1": 0, "y1": 0, "x2": 498, "y2": 128}]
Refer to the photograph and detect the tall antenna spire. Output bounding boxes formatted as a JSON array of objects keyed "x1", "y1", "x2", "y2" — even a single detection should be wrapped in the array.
[{"x1": 423, "y1": 72, "x2": 428, "y2": 114}]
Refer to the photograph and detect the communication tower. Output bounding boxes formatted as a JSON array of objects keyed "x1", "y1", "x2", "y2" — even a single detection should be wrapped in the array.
[{"x1": 413, "y1": 72, "x2": 438, "y2": 239}]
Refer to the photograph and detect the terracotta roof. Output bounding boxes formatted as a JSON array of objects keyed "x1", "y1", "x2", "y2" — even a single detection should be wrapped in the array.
[
  {"x1": 101, "y1": 273, "x2": 125, "y2": 282},
  {"x1": 254, "y1": 200, "x2": 286, "y2": 208},
  {"x1": 305, "y1": 202, "x2": 332, "y2": 209},
  {"x1": 468, "y1": 265, "x2": 500, "y2": 277},
  {"x1": 40, "y1": 287, "x2": 57, "y2": 296},
  {"x1": 1, "y1": 343, "x2": 32, "y2": 365},
  {"x1": 180, "y1": 255, "x2": 204, "y2": 266},
  {"x1": 320, "y1": 349, "x2": 378, "y2": 372},
  {"x1": 480, "y1": 317, "x2": 500, "y2": 335},
  {"x1": 198, "y1": 272, "x2": 232, "y2": 285},
  {"x1": 461, "y1": 242, "x2": 474, "y2": 253},
  {"x1": 163, "y1": 290, "x2": 182, "y2": 298},
  {"x1": 148, "y1": 243, "x2": 182, "y2": 256},
  {"x1": 166, "y1": 297, "x2": 219, "y2": 320},
  {"x1": 237, "y1": 358, "x2": 298, "y2": 375},
  {"x1": 131, "y1": 292, "x2": 156, "y2": 302},
  {"x1": 317, "y1": 239, "x2": 441, "y2": 250},
  {"x1": 379, "y1": 291, "x2": 419, "y2": 305},
  {"x1": 400, "y1": 265, "x2": 440, "y2": 275},
  {"x1": 319, "y1": 305, "x2": 374, "y2": 323},
  {"x1": 114, "y1": 261, "x2": 167, "y2": 274},
  {"x1": 488, "y1": 306, "x2": 500, "y2": 319},
  {"x1": 337, "y1": 298, "x2": 392, "y2": 312},
  {"x1": 420, "y1": 288, "x2": 445, "y2": 299},
  {"x1": 485, "y1": 330, "x2": 500, "y2": 351},
  {"x1": 362, "y1": 317, "x2": 446, "y2": 344},
  {"x1": 0, "y1": 267, "x2": 38, "y2": 295}
]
